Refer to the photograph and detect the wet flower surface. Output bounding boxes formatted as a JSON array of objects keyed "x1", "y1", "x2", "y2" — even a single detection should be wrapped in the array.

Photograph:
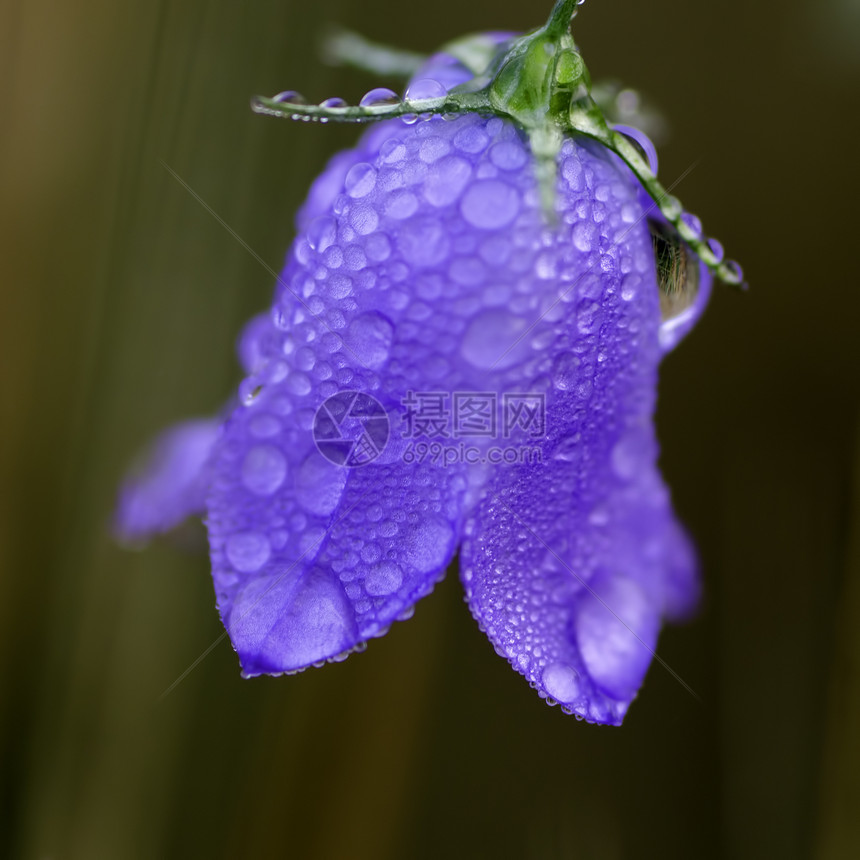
[{"x1": 118, "y1": 28, "x2": 715, "y2": 724}]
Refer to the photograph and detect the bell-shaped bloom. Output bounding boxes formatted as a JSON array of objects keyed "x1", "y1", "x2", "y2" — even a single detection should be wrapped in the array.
[{"x1": 117, "y1": 50, "x2": 712, "y2": 724}]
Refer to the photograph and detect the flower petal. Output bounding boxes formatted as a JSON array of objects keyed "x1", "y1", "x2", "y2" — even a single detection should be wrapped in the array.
[
  {"x1": 115, "y1": 418, "x2": 220, "y2": 542},
  {"x1": 206, "y1": 400, "x2": 468, "y2": 676},
  {"x1": 460, "y1": 426, "x2": 695, "y2": 724},
  {"x1": 459, "y1": 265, "x2": 698, "y2": 723}
]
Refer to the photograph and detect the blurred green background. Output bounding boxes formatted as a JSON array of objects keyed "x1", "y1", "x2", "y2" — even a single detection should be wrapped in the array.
[{"x1": 2, "y1": 0, "x2": 859, "y2": 857}]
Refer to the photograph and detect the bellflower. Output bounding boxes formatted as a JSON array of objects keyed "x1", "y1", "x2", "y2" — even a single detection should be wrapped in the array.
[{"x1": 118, "y1": 1, "x2": 742, "y2": 724}]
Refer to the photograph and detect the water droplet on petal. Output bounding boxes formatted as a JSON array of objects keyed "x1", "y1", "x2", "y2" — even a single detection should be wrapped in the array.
[
  {"x1": 396, "y1": 218, "x2": 451, "y2": 266},
  {"x1": 249, "y1": 414, "x2": 281, "y2": 439},
  {"x1": 489, "y1": 140, "x2": 528, "y2": 171},
  {"x1": 241, "y1": 445, "x2": 286, "y2": 496},
  {"x1": 359, "y1": 87, "x2": 400, "y2": 108},
  {"x1": 542, "y1": 662, "x2": 580, "y2": 703},
  {"x1": 306, "y1": 215, "x2": 337, "y2": 252},
  {"x1": 385, "y1": 190, "x2": 418, "y2": 220},
  {"x1": 419, "y1": 136, "x2": 451, "y2": 164},
  {"x1": 588, "y1": 504, "x2": 610, "y2": 526},
  {"x1": 345, "y1": 311, "x2": 394, "y2": 369},
  {"x1": 552, "y1": 437, "x2": 580, "y2": 462},
  {"x1": 454, "y1": 123, "x2": 490, "y2": 154},
  {"x1": 620, "y1": 274, "x2": 639, "y2": 302},
  {"x1": 296, "y1": 452, "x2": 348, "y2": 515},
  {"x1": 365, "y1": 233, "x2": 391, "y2": 262},
  {"x1": 246, "y1": 570, "x2": 358, "y2": 670},
  {"x1": 349, "y1": 205, "x2": 379, "y2": 236},
  {"x1": 365, "y1": 561, "x2": 404, "y2": 596},
  {"x1": 299, "y1": 526, "x2": 327, "y2": 559},
  {"x1": 572, "y1": 221, "x2": 595, "y2": 253},
  {"x1": 287, "y1": 372, "x2": 312, "y2": 396},
  {"x1": 574, "y1": 573, "x2": 658, "y2": 700},
  {"x1": 345, "y1": 163, "x2": 377, "y2": 199},
  {"x1": 611, "y1": 431, "x2": 646, "y2": 480},
  {"x1": 226, "y1": 532, "x2": 271, "y2": 573},
  {"x1": 461, "y1": 308, "x2": 529, "y2": 370},
  {"x1": 403, "y1": 518, "x2": 453, "y2": 574},
  {"x1": 460, "y1": 179, "x2": 520, "y2": 229},
  {"x1": 551, "y1": 352, "x2": 580, "y2": 390},
  {"x1": 424, "y1": 156, "x2": 472, "y2": 207}
]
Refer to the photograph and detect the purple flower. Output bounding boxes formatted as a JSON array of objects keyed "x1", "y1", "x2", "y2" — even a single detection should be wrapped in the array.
[{"x1": 118, "y1": 10, "x2": 725, "y2": 724}]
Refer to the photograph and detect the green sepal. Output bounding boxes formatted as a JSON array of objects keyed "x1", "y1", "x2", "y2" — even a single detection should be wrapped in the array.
[{"x1": 252, "y1": 0, "x2": 744, "y2": 287}]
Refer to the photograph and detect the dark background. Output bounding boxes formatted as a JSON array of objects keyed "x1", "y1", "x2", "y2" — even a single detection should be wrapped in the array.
[{"x1": 2, "y1": 0, "x2": 859, "y2": 857}]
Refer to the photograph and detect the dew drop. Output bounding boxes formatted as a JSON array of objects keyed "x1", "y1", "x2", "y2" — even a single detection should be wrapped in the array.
[
  {"x1": 453, "y1": 123, "x2": 490, "y2": 154},
  {"x1": 611, "y1": 430, "x2": 648, "y2": 480},
  {"x1": 419, "y1": 136, "x2": 451, "y2": 164},
  {"x1": 572, "y1": 221, "x2": 595, "y2": 253},
  {"x1": 327, "y1": 273, "x2": 353, "y2": 299},
  {"x1": 542, "y1": 662, "x2": 580, "y2": 703},
  {"x1": 404, "y1": 518, "x2": 453, "y2": 574},
  {"x1": 424, "y1": 156, "x2": 472, "y2": 207},
  {"x1": 287, "y1": 372, "x2": 312, "y2": 396},
  {"x1": 274, "y1": 90, "x2": 306, "y2": 105},
  {"x1": 681, "y1": 211, "x2": 703, "y2": 241},
  {"x1": 246, "y1": 571, "x2": 357, "y2": 670},
  {"x1": 661, "y1": 195, "x2": 682, "y2": 220},
  {"x1": 365, "y1": 233, "x2": 391, "y2": 263},
  {"x1": 574, "y1": 573, "x2": 658, "y2": 700},
  {"x1": 461, "y1": 308, "x2": 528, "y2": 370},
  {"x1": 249, "y1": 414, "x2": 281, "y2": 439},
  {"x1": 296, "y1": 452, "x2": 348, "y2": 516},
  {"x1": 365, "y1": 561, "x2": 404, "y2": 597},
  {"x1": 721, "y1": 259, "x2": 744, "y2": 282},
  {"x1": 707, "y1": 237, "x2": 725, "y2": 263},
  {"x1": 620, "y1": 274, "x2": 639, "y2": 302},
  {"x1": 241, "y1": 445, "x2": 286, "y2": 496},
  {"x1": 576, "y1": 299, "x2": 601, "y2": 335},
  {"x1": 306, "y1": 215, "x2": 337, "y2": 252},
  {"x1": 385, "y1": 190, "x2": 419, "y2": 220},
  {"x1": 396, "y1": 218, "x2": 451, "y2": 266},
  {"x1": 405, "y1": 77, "x2": 447, "y2": 102},
  {"x1": 349, "y1": 205, "x2": 379, "y2": 236},
  {"x1": 345, "y1": 311, "x2": 394, "y2": 369},
  {"x1": 319, "y1": 97, "x2": 347, "y2": 108},
  {"x1": 343, "y1": 246, "x2": 366, "y2": 272},
  {"x1": 360, "y1": 542, "x2": 381, "y2": 564},
  {"x1": 551, "y1": 352, "x2": 580, "y2": 390},
  {"x1": 489, "y1": 140, "x2": 528, "y2": 171},
  {"x1": 613, "y1": 124, "x2": 658, "y2": 174},
  {"x1": 226, "y1": 532, "x2": 271, "y2": 573},
  {"x1": 588, "y1": 504, "x2": 610, "y2": 526},
  {"x1": 380, "y1": 139, "x2": 406, "y2": 163},
  {"x1": 460, "y1": 180, "x2": 520, "y2": 229},
  {"x1": 359, "y1": 87, "x2": 400, "y2": 107},
  {"x1": 299, "y1": 526, "x2": 327, "y2": 559},
  {"x1": 345, "y1": 163, "x2": 377, "y2": 199}
]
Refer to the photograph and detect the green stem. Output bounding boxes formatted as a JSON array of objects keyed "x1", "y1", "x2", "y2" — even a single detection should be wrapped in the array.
[{"x1": 545, "y1": 0, "x2": 580, "y2": 37}]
